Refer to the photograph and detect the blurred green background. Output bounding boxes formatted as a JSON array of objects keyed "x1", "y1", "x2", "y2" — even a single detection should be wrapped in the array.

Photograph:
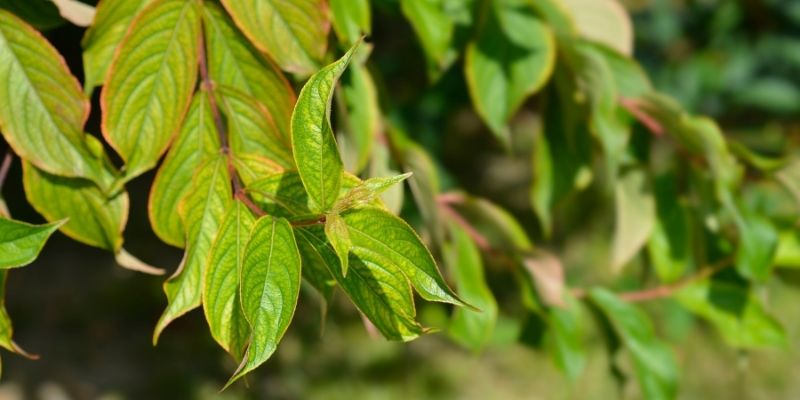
[{"x1": 1, "y1": 0, "x2": 800, "y2": 398}]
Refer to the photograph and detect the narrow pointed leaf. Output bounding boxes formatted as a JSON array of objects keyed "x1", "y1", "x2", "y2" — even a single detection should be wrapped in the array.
[
  {"x1": 296, "y1": 226, "x2": 424, "y2": 340},
  {"x1": 465, "y1": 0, "x2": 555, "y2": 145},
  {"x1": 154, "y1": 156, "x2": 232, "y2": 343},
  {"x1": 227, "y1": 216, "x2": 301, "y2": 385},
  {"x1": 219, "y1": 0, "x2": 329, "y2": 75},
  {"x1": 0, "y1": 217, "x2": 64, "y2": 269},
  {"x1": 22, "y1": 162, "x2": 128, "y2": 251},
  {"x1": 217, "y1": 85, "x2": 293, "y2": 168},
  {"x1": 149, "y1": 92, "x2": 219, "y2": 248},
  {"x1": 292, "y1": 44, "x2": 359, "y2": 212},
  {"x1": 324, "y1": 213, "x2": 351, "y2": 276},
  {"x1": 343, "y1": 207, "x2": 465, "y2": 306},
  {"x1": 546, "y1": 296, "x2": 586, "y2": 381},
  {"x1": 202, "y1": 2, "x2": 295, "y2": 141},
  {"x1": 0, "y1": 9, "x2": 111, "y2": 186},
  {"x1": 81, "y1": 0, "x2": 154, "y2": 93},
  {"x1": 368, "y1": 142, "x2": 404, "y2": 215},
  {"x1": 0, "y1": 271, "x2": 36, "y2": 363},
  {"x1": 101, "y1": 0, "x2": 201, "y2": 181},
  {"x1": 203, "y1": 201, "x2": 255, "y2": 360},
  {"x1": 334, "y1": 172, "x2": 412, "y2": 212},
  {"x1": 444, "y1": 222, "x2": 497, "y2": 352},
  {"x1": 590, "y1": 288, "x2": 678, "y2": 400},
  {"x1": 330, "y1": 0, "x2": 370, "y2": 45}
]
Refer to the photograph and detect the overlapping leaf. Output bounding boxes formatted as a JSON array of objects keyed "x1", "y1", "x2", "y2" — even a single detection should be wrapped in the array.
[
  {"x1": 330, "y1": 0, "x2": 369, "y2": 45},
  {"x1": 343, "y1": 207, "x2": 464, "y2": 306},
  {"x1": 292, "y1": 44, "x2": 358, "y2": 212},
  {"x1": 149, "y1": 92, "x2": 219, "y2": 248},
  {"x1": 339, "y1": 61, "x2": 379, "y2": 174},
  {"x1": 295, "y1": 226, "x2": 424, "y2": 340},
  {"x1": 102, "y1": 0, "x2": 201, "y2": 181},
  {"x1": 0, "y1": 10, "x2": 111, "y2": 187},
  {"x1": 203, "y1": 201, "x2": 254, "y2": 360},
  {"x1": 227, "y1": 216, "x2": 301, "y2": 385},
  {"x1": 465, "y1": 0, "x2": 555, "y2": 145},
  {"x1": 22, "y1": 162, "x2": 128, "y2": 251},
  {"x1": 81, "y1": 0, "x2": 153, "y2": 92},
  {"x1": 0, "y1": 217, "x2": 64, "y2": 269},
  {"x1": 202, "y1": 2, "x2": 295, "y2": 141},
  {"x1": 217, "y1": 85, "x2": 293, "y2": 167},
  {"x1": 611, "y1": 169, "x2": 655, "y2": 272},
  {"x1": 219, "y1": 0, "x2": 329, "y2": 75},
  {"x1": 154, "y1": 156, "x2": 232, "y2": 343}
]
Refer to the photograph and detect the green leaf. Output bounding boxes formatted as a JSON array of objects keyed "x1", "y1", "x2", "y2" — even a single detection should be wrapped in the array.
[
  {"x1": 775, "y1": 230, "x2": 800, "y2": 268},
  {"x1": 447, "y1": 193, "x2": 533, "y2": 253},
  {"x1": 202, "y1": 2, "x2": 296, "y2": 142},
  {"x1": 729, "y1": 202, "x2": 778, "y2": 282},
  {"x1": 226, "y1": 216, "x2": 301, "y2": 385},
  {"x1": 675, "y1": 280, "x2": 787, "y2": 349},
  {"x1": 217, "y1": 85, "x2": 293, "y2": 168},
  {"x1": 647, "y1": 173, "x2": 693, "y2": 282},
  {"x1": 291, "y1": 44, "x2": 359, "y2": 212},
  {"x1": 333, "y1": 172, "x2": 412, "y2": 213},
  {"x1": 324, "y1": 213, "x2": 351, "y2": 276},
  {"x1": 0, "y1": 0, "x2": 63, "y2": 30},
  {"x1": 400, "y1": 0, "x2": 456, "y2": 79},
  {"x1": 232, "y1": 153, "x2": 284, "y2": 187},
  {"x1": 81, "y1": 0, "x2": 153, "y2": 93},
  {"x1": 590, "y1": 288, "x2": 678, "y2": 400},
  {"x1": 343, "y1": 207, "x2": 465, "y2": 306},
  {"x1": 465, "y1": 0, "x2": 555, "y2": 145},
  {"x1": 399, "y1": 140, "x2": 445, "y2": 245},
  {"x1": 612, "y1": 169, "x2": 656, "y2": 272},
  {"x1": 154, "y1": 156, "x2": 232, "y2": 343},
  {"x1": 0, "y1": 9, "x2": 112, "y2": 187},
  {"x1": 149, "y1": 92, "x2": 220, "y2": 248},
  {"x1": 295, "y1": 226, "x2": 424, "y2": 340},
  {"x1": 339, "y1": 61, "x2": 379, "y2": 174},
  {"x1": 444, "y1": 222, "x2": 497, "y2": 352},
  {"x1": 559, "y1": 0, "x2": 633, "y2": 55},
  {"x1": 368, "y1": 142, "x2": 404, "y2": 215},
  {"x1": 330, "y1": 0, "x2": 370, "y2": 45},
  {"x1": 0, "y1": 217, "x2": 64, "y2": 269},
  {"x1": 203, "y1": 200, "x2": 255, "y2": 361},
  {"x1": 294, "y1": 228, "x2": 336, "y2": 305},
  {"x1": 22, "y1": 162, "x2": 128, "y2": 251},
  {"x1": 101, "y1": 0, "x2": 201, "y2": 181},
  {"x1": 219, "y1": 0, "x2": 329, "y2": 75},
  {"x1": 0, "y1": 271, "x2": 36, "y2": 371},
  {"x1": 545, "y1": 296, "x2": 586, "y2": 381}
]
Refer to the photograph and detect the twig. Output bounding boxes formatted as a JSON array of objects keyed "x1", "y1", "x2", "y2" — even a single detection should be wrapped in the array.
[
  {"x1": 0, "y1": 150, "x2": 12, "y2": 193},
  {"x1": 620, "y1": 96, "x2": 664, "y2": 136}
]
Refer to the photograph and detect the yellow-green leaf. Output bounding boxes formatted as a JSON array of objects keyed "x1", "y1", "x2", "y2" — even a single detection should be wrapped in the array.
[
  {"x1": 324, "y1": 213, "x2": 351, "y2": 276},
  {"x1": 154, "y1": 156, "x2": 232, "y2": 343},
  {"x1": 330, "y1": 0, "x2": 369, "y2": 45},
  {"x1": 226, "y1": 216, "x2": 301, "y2": 385},
  {"x1": 559, "y1": 0, "x2": 633, "y2": 55},
  {"x1": 219, "y1": 0, "x2": 329, "y2": 75},
  {"x1": 0, "y1": 217, "x2": 64, "y2": 269},
  {"x1": 101, "y1": 0, "x2": 201, "y2": 181},
  {"x1": 202, "y1": 2, "x2": 295, "y2": 142},
  {"x1": 81, "y1": 0, "x2": 154, "y2": 93},
  {"x1": 291, "y1": 44, "x2": 358, "y2": 212},
  {"x1": 22, "y1": 162, "x2": 128, "y2": 251},
  {"x1": 216, "y1": 85, "x2": 293, "y2": 168},
  {"x1": 0, "y1": 9, "x2": 112, "y2": 187},
  {"x1": 203, "y1": 200, "x2": 255, "y2": 361},
  {"x1": 611, "y1": 168, "x2": 655, "y2": 272},
  {"x1": 339, "y1": 61, "x2": 379, "y2": 174},
  {"x1": 149, "y1": 91, "x2": 219, "y2": 248}
]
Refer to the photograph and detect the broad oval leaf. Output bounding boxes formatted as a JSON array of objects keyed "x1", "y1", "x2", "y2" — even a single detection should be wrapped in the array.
[
  {"x1": 590, "y1": 288, "x2": 678, "y2": 400},
  {"x1": 465, "y1": 0, "x2": 555, "y2": 145},
  {"x1": 227, "y1": 216, "x2": 301, "y2": 385},
  {"x1": 559, "y1": 0, "x2": 633, "y2": 56},
  {"x1": 0, "y1": 217, "x2": 65, "y2": 269},
  {"x1": 203, "y1": 200, "x2": 255, "y2": 361},
  {"x1": 101, "y1": 0, "x2": 201, "y2": 181},
  {"x1": 149, "y1": 91, "x2": 220, "y2": 248},
  {"x1": 217, "y1": 85, "x2": 293, "y2": 168},
  {"x1": 22, "y1": 162, "x2": 128, "y2": 251},
  {"x1": 232, "y1": 153, "x2": 284, "y2": 187},
  {"x1": 0, "y1": 9, "x2": 111, "y2": 186},
  {"x1": 219, "y1": 0, "x2": 329, "y2": 75},
  {"x1": 81, "y1": 0, "x2": 153, "y2": 93},
  {"x1": 202, "y1": 2, "x2": 295, "y2": 141},
  {"x1": 611, "y1": 168, "x2": 655, "y2": 272},
  {"x1": 343, "y1": 207, "x2": 465, "y2": 306},
  {"x1": 291, "y1": 44, "x2": 358, "y2": 212},
  {"x1": 295, "y1": 226, "x2": 424, "y2": 341},
  {"x1": 154, "y1": 156, "x2": 232, "y2": 343}
]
